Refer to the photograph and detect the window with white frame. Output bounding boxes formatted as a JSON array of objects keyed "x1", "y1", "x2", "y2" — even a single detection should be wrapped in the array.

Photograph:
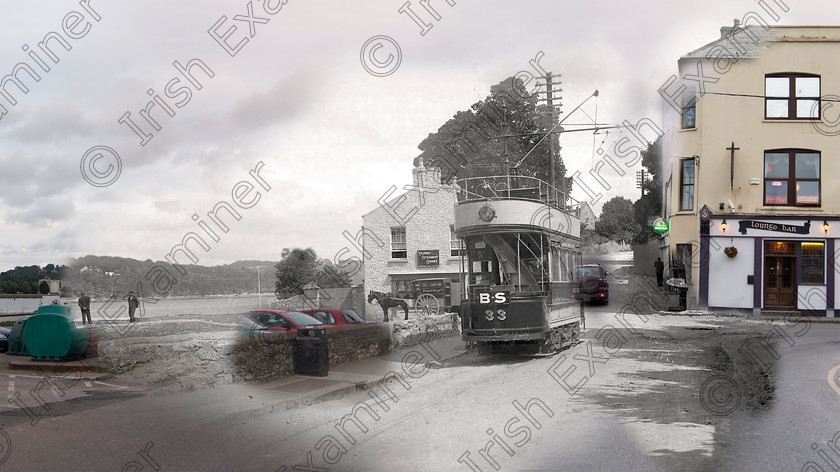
[
  {"x1": 765, "y1": 74, "x2": 820, "y2": 119},
  {"x1": 449, "y1": 225, "x2": 464, "y2": 257},
  {"x1": 390, "y1": 227, "x2": 407, "y2": 259}
]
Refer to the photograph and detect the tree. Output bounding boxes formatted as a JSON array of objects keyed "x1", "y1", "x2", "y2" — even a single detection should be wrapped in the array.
[
  {"x1": 38, "y1": 281, "x2": 50, "y2": 294},
  {"x1": 634, "y1": 137, "x2": 663, "y2": 241},
  {"x1": 274, "y1": 248, "x2": 318, "y2": 299},
  {"x1": 595, "y1": 197, "x2": 640, "y2": 243},
  {"x1": 415, "y1": 76, "x2": 572, "y2": 192}
]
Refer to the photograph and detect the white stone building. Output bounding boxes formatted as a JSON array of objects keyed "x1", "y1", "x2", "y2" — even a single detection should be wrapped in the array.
[{"x1": 362, "y1": 162, "x2": 462, "y2": 320}]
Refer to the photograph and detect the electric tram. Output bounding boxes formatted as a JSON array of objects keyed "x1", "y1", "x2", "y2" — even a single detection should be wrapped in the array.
[{"x1": 454, "y1": 174, "x2": 584, "y2": 354}]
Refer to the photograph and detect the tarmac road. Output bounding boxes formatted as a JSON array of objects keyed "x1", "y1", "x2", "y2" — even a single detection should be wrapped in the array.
[{"x1": 0, "y1": 252, "x2": 838, "y2": 470}]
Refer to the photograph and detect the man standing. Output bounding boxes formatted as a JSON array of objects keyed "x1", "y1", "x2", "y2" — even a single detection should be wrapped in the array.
[
  {"x1": 654, "y1": 257, "x2": 665, "y2": 287},
  {"x1": 127, "y1": 291, "x2": 139, "y2": 323},
  {"x1": 78, "y1": 292, "x2": 91, "y2": 325}
]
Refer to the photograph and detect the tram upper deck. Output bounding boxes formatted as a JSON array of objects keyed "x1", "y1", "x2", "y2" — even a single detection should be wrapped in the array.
[{"x1": 454, "y1": 175, "x2": 581, "y2": 241}]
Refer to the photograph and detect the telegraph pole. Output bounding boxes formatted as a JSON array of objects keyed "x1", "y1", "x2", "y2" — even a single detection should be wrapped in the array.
[{"x1": 535, "y1": 73, "x2": 563, "y2": 190}]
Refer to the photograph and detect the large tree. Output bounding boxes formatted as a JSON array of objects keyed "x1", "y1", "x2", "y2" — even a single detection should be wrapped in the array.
[
  {"x1": 634, "y1": 137, "x2": 663, "y2": 241},
  {"x1": 274, "y1": 249, "x2": 351, "y2": 300},
  {"x1": 415, "y1": 76, "x2": 572, "y2": 192},
  {"x1": 596, "y1": 196, "x2": 640, "y2": 244}
]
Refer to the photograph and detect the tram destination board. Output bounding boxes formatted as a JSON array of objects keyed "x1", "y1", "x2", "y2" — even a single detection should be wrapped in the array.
[{"x1": 477, "y1": 291, "x2": 510, "y2": 305}]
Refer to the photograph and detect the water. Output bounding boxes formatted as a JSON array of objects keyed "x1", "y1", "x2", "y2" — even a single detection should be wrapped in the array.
[{"x1": 0, "y1": 294, "x2": 268, "y2": 319}]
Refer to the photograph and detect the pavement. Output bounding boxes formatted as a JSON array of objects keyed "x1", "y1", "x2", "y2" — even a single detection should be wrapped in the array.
[{"x1": 223, "y1": 333, "x2": 468, "y2": 409}]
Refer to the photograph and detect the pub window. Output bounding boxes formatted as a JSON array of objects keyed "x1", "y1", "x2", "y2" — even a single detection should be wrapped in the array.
[
  {"x1": 679, "y1": 159, "x2": 695, "y2": 211},
  {"x1": 390, "y1": 227, "x2": 407, "y2": 259},
  {"x1": 801, "y1": 242, "x2": 825, "y2": 284},
  {"x1": 449, "y1": 225, "x2": 464, "y2": 257},
  {"x1": 764, "y1": 150, "x2": 820, "y2": 206},
  {"x1": 765, "y1": 74, "x2": 820, "y2": 119},
  {"x1": 681, "y1": 86, "x2": 697, "y2": 129}
]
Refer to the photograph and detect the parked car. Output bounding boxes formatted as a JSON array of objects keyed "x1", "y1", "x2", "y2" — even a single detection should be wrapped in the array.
[
  {"x1": 0, "y1": 327, "x2": 9, "y2": 353},
  {"x1": 239, "y1": 310, "x2": 323, "y2": 334},
  {"x1": 299, "y1": 308, "x2": 365, "y2": 326},
  {"x1": 572, "y1": 264, "x2": 610, "y2": 304}
]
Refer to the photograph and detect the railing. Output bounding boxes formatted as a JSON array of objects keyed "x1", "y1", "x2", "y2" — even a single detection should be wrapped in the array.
[{"x1": 455, "y1": 175, "x2": 580, "y2": 215}]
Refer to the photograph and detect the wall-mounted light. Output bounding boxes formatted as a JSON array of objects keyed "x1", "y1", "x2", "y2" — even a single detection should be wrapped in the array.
[
  {"x1": 824, "y1": 220, "x2": 830, "y2": 233},
  {"x1": 721, "y1": 219, "x2": 727, "y2": 232}
]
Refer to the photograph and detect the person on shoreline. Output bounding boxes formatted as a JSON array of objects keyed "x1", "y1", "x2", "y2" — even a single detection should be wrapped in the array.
[
  {"x1": 127, "y1": 291, "x2": 139, "y2": 323},
  {"x1": 78, "y1": 292, "x2": 91, "y2": 325}
]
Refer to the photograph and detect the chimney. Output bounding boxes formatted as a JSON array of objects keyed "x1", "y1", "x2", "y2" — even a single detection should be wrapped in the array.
[{"x1": 412, "y1": 156, "x2": 442, "y2": 188}]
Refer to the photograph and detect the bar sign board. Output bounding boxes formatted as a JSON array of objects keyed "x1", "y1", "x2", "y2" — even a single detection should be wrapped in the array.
[{"x1": 417, "y1": 250, "x2": 439, "y2": 266}]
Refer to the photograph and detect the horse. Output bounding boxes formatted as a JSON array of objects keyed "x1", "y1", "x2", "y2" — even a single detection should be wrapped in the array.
[{"x1": 367, "y1": 290, "x2": 409, "y2": 322}]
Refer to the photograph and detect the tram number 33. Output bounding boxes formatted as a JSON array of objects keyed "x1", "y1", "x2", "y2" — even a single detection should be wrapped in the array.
[{"x1": 478, "y1": 291, "x2": 509, "y2": 305}]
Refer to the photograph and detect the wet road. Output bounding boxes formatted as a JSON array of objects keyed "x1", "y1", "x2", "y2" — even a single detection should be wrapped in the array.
[{"x1": 0, "y1": 252, "x2": 838, "y2": 470}]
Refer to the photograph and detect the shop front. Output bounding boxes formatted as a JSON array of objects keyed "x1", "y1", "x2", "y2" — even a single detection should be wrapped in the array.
[{"x1": 700, "y1": 213, "x2": 836, "y2": 316}]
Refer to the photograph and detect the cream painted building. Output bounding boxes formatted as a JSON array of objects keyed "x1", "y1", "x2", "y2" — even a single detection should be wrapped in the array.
[
  {"x1": 362, "y1": 162, "x2": 462, "y2": 320},
  {"x1": 664, "y1": 24, "x2": 840, "y2": 316}
]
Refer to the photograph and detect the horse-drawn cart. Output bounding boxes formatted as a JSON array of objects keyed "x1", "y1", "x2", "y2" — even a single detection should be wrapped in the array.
[{"x1": 408, "y1": 278, "x2": 450, "y2": 316}]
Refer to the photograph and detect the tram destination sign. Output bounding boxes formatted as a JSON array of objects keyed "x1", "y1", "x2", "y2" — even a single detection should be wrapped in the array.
[
  {"x1": 738, "y1": 220, "x2": 810, "y2": 235},
  {"x1": 416, "y1": 250, "x2": 440, "y2": 266}
]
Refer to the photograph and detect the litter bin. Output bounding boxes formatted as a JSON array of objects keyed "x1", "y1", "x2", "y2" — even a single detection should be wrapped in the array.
[
  {"x1": 7, "y1": 316, "x2": 31, "y2": 356},
  {"x1": 23, "y1": 305, "x2": 90, "y2": 360},
  {"x1": 666, "y1": 278, "x2": 688, "y2": 311},
  {"x1": 294, "y1": 327, "x2": 328, "y2": 376}
]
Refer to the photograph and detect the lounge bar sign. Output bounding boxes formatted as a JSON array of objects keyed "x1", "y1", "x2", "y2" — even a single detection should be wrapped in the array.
[
  {"x1": 416, "y1": 250, "x2": 440, "y2": 266},
  {"x1": 738, "y1": 220, "x2": 810, "y2": 235}
]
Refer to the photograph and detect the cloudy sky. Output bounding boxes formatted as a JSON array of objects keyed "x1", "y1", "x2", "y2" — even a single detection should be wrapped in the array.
[{"x1": 0, "y1": 0, "x2": 835, "y2": 271}]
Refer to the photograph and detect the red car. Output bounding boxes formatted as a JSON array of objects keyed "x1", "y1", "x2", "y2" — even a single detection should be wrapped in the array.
[
  {"x1": 572, "y1": 264, "x2": 610, "y2": 304},
  {"x1": 240, "y1": 309, "x2": 323, "y2": 333},
  {"x1": 299, "y1": 308, "x2": 365, "y2": 326}
]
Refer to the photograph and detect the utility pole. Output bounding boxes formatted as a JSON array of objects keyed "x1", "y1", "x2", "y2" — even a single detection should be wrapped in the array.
[
  {"x1": 535, "y1": 73, "x2": 563, "y2": 191},
  {"x1": 636, "y1": 169, "x2": 648, "y2": 198}
]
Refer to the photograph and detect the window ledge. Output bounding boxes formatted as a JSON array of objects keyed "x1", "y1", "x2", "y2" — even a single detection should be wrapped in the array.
[
  {"x1": 673, "y1": 211, "x2": 696, "y2": 216},
  {"x1": 678, "y1": 127, "x2": 696, "y2": 132},
  {"x1": 388, "y1": 259, "x2": 409, "y2": 264},
  {"x1": 761, "y1": 119, "x2": 819, "y2": 123},
  {"x1": 759, "y1": 207, "x2": 823, "y2": 212}
]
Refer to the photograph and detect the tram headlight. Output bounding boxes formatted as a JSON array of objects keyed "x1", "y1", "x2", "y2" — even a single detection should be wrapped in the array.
[
  {"x1": 496, "y1": 309, "x2": 506, "y2": 320},
  {"x1": 485, "y1": 310, "x2": 494, "y2": 321}
]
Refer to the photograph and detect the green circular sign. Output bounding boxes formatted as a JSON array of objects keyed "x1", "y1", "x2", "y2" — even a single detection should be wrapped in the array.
[{"x1": 653, "y1": 218, "x2": 669, "y2": 234}]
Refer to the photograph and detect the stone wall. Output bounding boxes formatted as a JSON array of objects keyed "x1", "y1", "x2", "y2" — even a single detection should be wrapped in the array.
[
  {"x1": 94, "y1": 314, "x2": 400, "y2": 390},
  {"x1": 391, "y1": 312, "x2": 460, "y2": 349}
]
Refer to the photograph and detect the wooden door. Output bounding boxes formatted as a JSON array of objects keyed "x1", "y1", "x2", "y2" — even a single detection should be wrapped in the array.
[{"x1": 764, "y1": 256, "x2": 796, "y2": 307}]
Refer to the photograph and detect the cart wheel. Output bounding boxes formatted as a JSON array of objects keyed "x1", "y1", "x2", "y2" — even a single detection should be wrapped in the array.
[{"x1": 415, "y1": 294, "x2": 439, "y2": 316}]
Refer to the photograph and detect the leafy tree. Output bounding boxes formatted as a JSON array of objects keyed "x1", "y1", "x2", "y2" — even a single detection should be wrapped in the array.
[
  {"x1": 634, "y1": 137, "x2": 663, "y2": 241},
  {"x1": 595, "y1": 197, "x2": 640, "y2": 244},
  {"x1": 274, "y1": 248, "x2": 318, "y2": 299},
  {"x1": 416, "y1": 76, "x2": 572, "y2": 192},
  {"x1": 38, "y1": 281, "x2": 50, "y2": 294}
]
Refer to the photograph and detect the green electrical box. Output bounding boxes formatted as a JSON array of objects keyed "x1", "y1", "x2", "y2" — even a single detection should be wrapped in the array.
[{"x1": 23, "y1": 306, "x2": 90, "y2": 360}]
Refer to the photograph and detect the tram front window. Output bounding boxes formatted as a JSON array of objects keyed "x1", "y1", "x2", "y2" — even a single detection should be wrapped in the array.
[{"x1": 465, "y1": 233, "x2": 548, "y2": 296}]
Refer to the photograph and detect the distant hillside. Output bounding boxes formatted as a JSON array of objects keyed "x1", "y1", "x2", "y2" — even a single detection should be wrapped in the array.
[
  {"x1": 0, "y1": 264, "x2": 66, "y2": 294},
  {"x1": 65, "y1": 256, "x2": 280, "y2": 298}
]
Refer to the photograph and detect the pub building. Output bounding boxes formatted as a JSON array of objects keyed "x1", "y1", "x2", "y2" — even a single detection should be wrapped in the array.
[
  {"x1": 700, "y1": 208, "x2": 835, "y2": 316},
  {"x1": 663, "y1": 25, "x2": 840, "y2": 316}
]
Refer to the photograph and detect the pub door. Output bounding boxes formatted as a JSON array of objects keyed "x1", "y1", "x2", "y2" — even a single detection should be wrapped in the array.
[{"x1": 764, "y1": 256, "x2": 796, "y2": 308}]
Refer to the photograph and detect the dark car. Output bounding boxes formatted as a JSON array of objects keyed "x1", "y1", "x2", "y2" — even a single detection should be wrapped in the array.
[
  {"x1": 0, "y1": 327, "x2": 9, "y2": 353},
  {"x1": 572, "y1": 264, "x2": 610, "y2": 304},
  {"x1": 300, "y1": 309, "x2": 365, "y2": 326},
  {"x1": 239, "y1": 310, "x2": 323, "y2": 334}
]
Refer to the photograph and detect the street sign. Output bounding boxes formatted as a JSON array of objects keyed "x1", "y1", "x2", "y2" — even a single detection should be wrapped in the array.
[{"x1": 652, "y1": 218, "x2": 669, "y2": 235}]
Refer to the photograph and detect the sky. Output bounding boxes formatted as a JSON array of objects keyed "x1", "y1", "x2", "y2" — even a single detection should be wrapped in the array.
[{"x1": 0, "y1": 0, "x2": 836, "y2": 272}]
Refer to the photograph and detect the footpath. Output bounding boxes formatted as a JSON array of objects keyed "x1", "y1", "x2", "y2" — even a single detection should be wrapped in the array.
[
  {"x1": 251, "y1": 334, "x2": 467, "y2": 409},
  {"x1": 621, "y1": 269, "x2": 840, "y2": 323}
]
